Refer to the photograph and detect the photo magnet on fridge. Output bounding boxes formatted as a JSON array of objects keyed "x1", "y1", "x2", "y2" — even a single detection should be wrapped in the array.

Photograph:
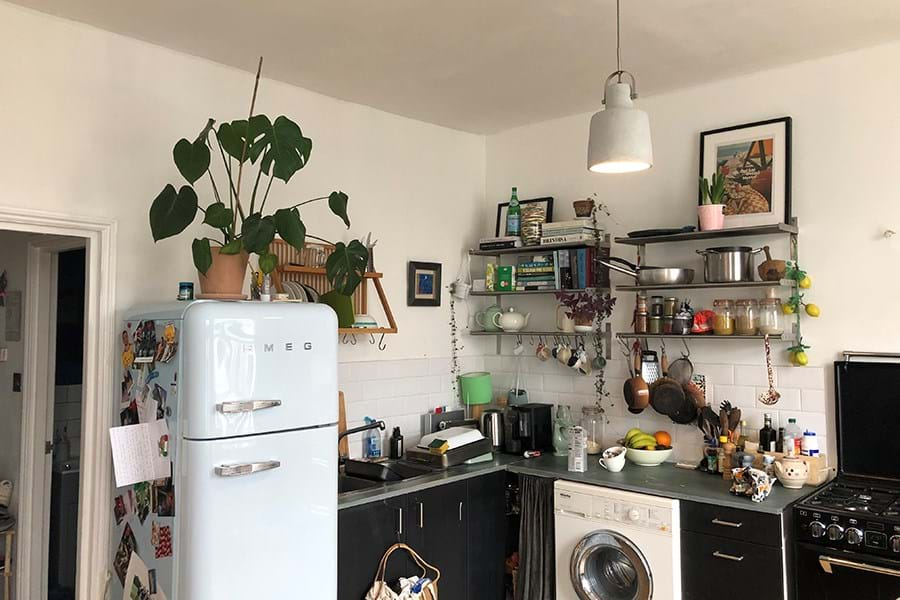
[{"x1": 113, "y1": 523, "x2": 137, "y2": 585}]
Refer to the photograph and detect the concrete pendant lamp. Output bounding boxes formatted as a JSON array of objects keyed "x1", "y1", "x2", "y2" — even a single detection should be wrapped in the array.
[{"x1": 587, "y1": 0, "x2": 653, "y2": 173}]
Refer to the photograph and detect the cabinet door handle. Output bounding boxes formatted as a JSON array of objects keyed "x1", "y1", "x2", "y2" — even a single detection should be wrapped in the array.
[
  {"x1": 397, "y1": 507, "x2": 403, "y2": 538},
  {"x1": 713, "y1": 551, "x2": 745, "y2": 562},
  {"x1": 711, "y1": 518, "x2": 743, "y2": 528},
  {"x1": 459, "y1": 501, "x2": 463, "y2": 522},
  {"x1": 418, "y1": 502, "x2": 424, "y2": 529}
]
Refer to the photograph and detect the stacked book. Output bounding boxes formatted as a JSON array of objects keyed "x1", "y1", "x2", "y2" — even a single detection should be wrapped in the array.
[
  {"x1": 539, "y1": 219, "x2": 602, "y2": 245},
  {"x1": 478, "y1": 236, "x2": 522, "y2": 251},
  {"x1": 515, "y1": 253, "x2": 557, "y2": 291}
]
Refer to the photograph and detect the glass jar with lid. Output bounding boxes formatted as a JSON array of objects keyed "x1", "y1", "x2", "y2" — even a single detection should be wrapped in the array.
[
  {"x1": 758, "y1": 297, "x2": 785, "y2": 335},
  {"x1": 581, "y1": 405, "x2": 604, "y2": 455},
  {"x1": 712, "y1": 299, "x2": 735, "y2": 335},
  {"x1": 735, "y1": 299, "x2": 759, "y2": 336}
]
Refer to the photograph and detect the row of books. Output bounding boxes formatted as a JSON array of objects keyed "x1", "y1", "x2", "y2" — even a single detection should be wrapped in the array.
[
  {"x1": 510, "y1": 247, "x2": 610, "y2": 291},
  {"x1": 478, "y1": 221, "x2": 604, "y2": 251}
]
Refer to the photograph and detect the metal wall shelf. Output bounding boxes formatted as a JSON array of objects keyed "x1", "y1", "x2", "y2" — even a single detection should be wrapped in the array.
[
  {"x1": 470, "y1": 287, "x2": 610, "y2": 297},
  {"x1": 616, "y1": 332, "x2": 791, "y2": 342},
  {"x1": 614, "y1": 220, "x2": 798, "y2": 246},
  {"x1": 615, "y1": 279, "x2": 793, "y2": 292},
  {"x1": 470, "y1": 236, "x2": 610, "y2": 256}
]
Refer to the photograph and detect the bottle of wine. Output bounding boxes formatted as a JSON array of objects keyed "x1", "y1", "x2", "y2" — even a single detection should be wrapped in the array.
[
  {"x1": 759, "y1": 413, "x2": 776, "y2": 453},
  {"x1": 506, "y1": 187, "x2": 521, "y2": 237},
  {"x1": 775, "y1": 426, "x2": 785, "y2": 453}
]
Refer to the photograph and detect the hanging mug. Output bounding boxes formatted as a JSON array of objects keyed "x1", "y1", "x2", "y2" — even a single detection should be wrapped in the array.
[
  {"x1": 557, "y1": 344, "x2": 572, "y2": 366},
  {"x1": 451, "y1": 280, "x2": 471, "y2": 299},
  {"x1": 536, "y1": 342, "x2": 551, "y2": 361},
  {"x1": 556, "y1": 306, "x2": 575, "y2": 333}
]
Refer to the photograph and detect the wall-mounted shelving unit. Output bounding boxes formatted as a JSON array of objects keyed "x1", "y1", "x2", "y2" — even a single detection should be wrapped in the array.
[
  {"x1": 467, "y1": 236, "x2": 613, "y2": 358},
  {"x1": 612, "y1": 219, "x2": 800, "y2": 344}
]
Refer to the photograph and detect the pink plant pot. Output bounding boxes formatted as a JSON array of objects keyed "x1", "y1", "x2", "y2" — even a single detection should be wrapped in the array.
[{"x1": 698, "y1": 204, "x2": 725, "y2": 231}]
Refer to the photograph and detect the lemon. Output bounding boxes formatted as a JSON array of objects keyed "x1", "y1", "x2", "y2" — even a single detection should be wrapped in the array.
[
  {"x1": 782, "y1": 304, "x2": 795, "y2": 315},
  {"x1": 799, "y1": 275, "x2": 812, "y2": 289},
  {"x1": 794, "y1": 351, "x2": 809, "y2": 366},
  {"x1": 805, "y1": 304, "x2": 821, "y2": 317}
]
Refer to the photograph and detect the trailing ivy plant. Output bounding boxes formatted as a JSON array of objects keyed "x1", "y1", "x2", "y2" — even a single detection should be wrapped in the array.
[{"x1": 149, "y1": 58, "x2": 367, "y2": 293}]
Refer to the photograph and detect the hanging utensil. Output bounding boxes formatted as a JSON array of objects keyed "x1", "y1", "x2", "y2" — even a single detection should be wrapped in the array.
[
  {"x1": 668, "y1": 339, "x2": 694, "y2": 386},
  {"x1": 758, "y1": 334, "x2": 781, "y2": 405},
  {"x1": 623, "y1": 343, "x2": 650, "y2": 414}
]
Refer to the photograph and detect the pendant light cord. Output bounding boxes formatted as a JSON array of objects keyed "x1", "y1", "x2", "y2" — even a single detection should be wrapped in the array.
[{"x1": 616, "y1": 0, "x2": 622, "y2": 81}]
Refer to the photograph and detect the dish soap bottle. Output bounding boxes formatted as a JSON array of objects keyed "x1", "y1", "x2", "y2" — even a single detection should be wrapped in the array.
[{"x1": 364, "y1": 417, "x2": 382, "y2": 459}]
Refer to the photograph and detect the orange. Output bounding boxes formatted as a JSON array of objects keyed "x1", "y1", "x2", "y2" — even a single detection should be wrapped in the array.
[{"x1": 654, "y1": 431, "x2": 672, "y2": 447}]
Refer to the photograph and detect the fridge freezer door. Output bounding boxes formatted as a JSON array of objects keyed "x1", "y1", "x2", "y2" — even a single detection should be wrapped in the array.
[
  {"x1": 181, "y1": 302, "x2": 338, "y2": 439},
  {"x1": 177, "y1": 425, "x2": 337, "y2": 599}
]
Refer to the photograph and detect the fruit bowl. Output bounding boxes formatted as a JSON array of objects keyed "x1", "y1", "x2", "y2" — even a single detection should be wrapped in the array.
[{"x1": 625, "y1": 447, "x2": 674, "y2": 467}]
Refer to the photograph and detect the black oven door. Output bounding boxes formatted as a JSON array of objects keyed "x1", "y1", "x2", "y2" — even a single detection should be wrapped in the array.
[{"x1": 797, "y1": 542, "x2": 900, "y2": 599}]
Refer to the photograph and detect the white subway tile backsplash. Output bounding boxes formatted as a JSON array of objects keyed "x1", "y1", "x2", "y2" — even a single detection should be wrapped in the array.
[
  {"x1": 694, "y1": 363, "x2": 735, "y2": 386},
  {"x1": 801, "y1": 389, "x2": 827, "y2": 413},
  {"x1": 542, "y1": 374, "x2": 574, "y2": 394},
  {"x1": 733, "y1": 365, "x2": 772, "y2": 387},
  {"x1": 755, "y1": 387, "x2": 801, "y2": 411},
  {"x1": 776, "y1": 366, "x2": 825, "y2": 390},
  {"x1": 713, "y1": 385, "x2": 757, "y2": 409}
]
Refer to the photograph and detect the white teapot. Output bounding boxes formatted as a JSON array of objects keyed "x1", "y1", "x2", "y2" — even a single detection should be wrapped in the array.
[
  {"x1": 492, "y1": 307, "x2": 531, "y2": 332},
  {"x1": 774, "y1": 456, "x2": 809, "y2": 489}
]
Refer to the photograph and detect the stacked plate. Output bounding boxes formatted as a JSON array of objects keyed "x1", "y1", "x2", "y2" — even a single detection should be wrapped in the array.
[{"x1": 281, "y1": 280, "x2": 320, "y2": 303}]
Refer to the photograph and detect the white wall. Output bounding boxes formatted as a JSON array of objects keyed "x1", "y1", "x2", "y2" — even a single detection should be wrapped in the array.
[
  {"x1": 0, "y1": 231, "x2": 32, "y2": 515},
  {"x1": 485, "y1": 41, "x2": 900, "y2": 461}
]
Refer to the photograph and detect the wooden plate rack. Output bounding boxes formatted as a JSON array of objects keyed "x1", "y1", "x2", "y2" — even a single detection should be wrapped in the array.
[{"x1": 269, "y1": 240, "x2": 397, "y2": 336}]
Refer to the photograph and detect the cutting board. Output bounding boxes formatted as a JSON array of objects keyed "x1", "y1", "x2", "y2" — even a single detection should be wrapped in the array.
[{"x1": 338, "y1": 391, "x2": 348, "y2": 457}]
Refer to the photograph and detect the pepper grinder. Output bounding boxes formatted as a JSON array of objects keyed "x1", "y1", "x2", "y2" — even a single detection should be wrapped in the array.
[{"x1": 389, "y1": 427, "x2": 404, "y2": 459}]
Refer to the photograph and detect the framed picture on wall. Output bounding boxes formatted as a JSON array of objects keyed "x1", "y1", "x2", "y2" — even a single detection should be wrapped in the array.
[
  {"x1": 699, "y1": 117, "x2": 792, "y2": 228},
  {"x1": 494, "y1": 197, "x2": 554, "y2": 237},
  {"x1": 407, "y1": 261, "x2": 442, "y2": 306}
]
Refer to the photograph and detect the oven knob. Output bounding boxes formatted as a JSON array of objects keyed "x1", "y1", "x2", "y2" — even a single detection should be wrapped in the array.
[
  {"x1": 891, "y1": 535, "x2": 900, "y2": 553},
  {"x1": 627, "y1": 508, "x2": 640, "y2": 522},
  {"x1": 809, "y1": 521, "x2": 826, "y2": 538},
  {"x1": 846, "y1": 528, "x2": 863, "y2": 545},
  {"x1": 826, "y1": 524, "x2": 844, "y2": 541}
]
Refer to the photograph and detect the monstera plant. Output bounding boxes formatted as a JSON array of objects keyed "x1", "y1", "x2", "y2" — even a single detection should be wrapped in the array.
[{"x1": 149, "y1": 60, "x2": 368, "y2": 304}]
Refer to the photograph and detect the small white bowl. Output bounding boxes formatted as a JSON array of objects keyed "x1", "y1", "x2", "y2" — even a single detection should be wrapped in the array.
[{"x1": 625, "y1": 447, "x2": 674, "y2": 467}]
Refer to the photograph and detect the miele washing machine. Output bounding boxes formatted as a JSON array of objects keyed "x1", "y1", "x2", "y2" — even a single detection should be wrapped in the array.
[{"x1": 554, "y1": 480, "x2": 681, "y2": 600}]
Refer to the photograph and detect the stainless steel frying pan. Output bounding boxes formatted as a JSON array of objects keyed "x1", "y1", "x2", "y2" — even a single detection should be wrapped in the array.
[{"x1": 598, "y1": 256, "x2": 695, "y2": 286}]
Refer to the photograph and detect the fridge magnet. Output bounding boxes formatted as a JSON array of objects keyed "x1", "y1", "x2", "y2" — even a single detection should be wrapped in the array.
[
  {"x1": 136, "y1": 385, "x2": 155, "y2": 424},
  {"x1": 133, "y1": 320, "x2": 158, "y2": 364},
  {"x1": 113, "y1": 523, "x2": 138, "y2": 585},
  {"x1": 121, "y1": 370, "x2": 133, "y2": 407},
  {"x1": 120, "y1": 400, "x2": 139, "y2": 426},
  {"x1": 122, "y1": 330, "x2": 135, "y2": 370},
  {"x1": 151, "y1": 521, "x2": 160, "y2": 547},
  {"x1": 123, "y1": 551, "x2": 152, "y2": 600},
  {"x1": 407, "y1": 261, "x2": 442, "y2": 307},
  {"x1": 126, "y1": 489, "x2": 136, "y2": 515},
  {"x1": 155, "y1": 476, "x2": 175, "y2": 517},
  {"x1": 114, "y1": 495, "x2": 127, "y2": 525},
  {"x1": 155, "y1": 525, "x2": 173, "y2": 559},
  {"x1": 699, "y1": 117, "x2": 792, "y2": 229},
  {"x1": 134, "y1": 482, "x2": 152, "y2": 525},
  {"x1": 148, "y1": 569, "x2": 158, "y2": 595},
  {"x1": 152, "y1": 384, "x2": 168, "y2": 420},
  {"x1": 155, "y1": 322, "x2": 178, "y2": 363}
]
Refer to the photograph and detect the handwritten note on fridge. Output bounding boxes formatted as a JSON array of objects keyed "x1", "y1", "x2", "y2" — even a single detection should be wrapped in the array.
[{"x1": 109, "y1": 419, "x2": 171, "y2": 487}]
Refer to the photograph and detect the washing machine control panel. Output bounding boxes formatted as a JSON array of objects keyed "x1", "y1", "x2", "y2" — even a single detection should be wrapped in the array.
[{"x1": 594, "y1": 498, "x2": 673, "y2": 533}]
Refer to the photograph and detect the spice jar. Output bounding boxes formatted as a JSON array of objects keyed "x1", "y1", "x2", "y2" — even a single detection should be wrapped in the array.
[
  {"x1": 662, "y1": 316, "x2": 674, "y2": 334},
  {"x1": 663, "y1": 297, "x2": 678, "y2": 317},
  {"x1": 634, "y1": 311, "x2": 648, "y2": 334},
  {"x1": 648, "y1": 315, "x2": 662, "y2": 334},
  {"x1": 635, "y1": 293, "x2": 648, "y2": 314},
  {"x1": 758, "y1": 298, "x2": 785, "y2": 335},
  {"x1": 650, "y1": 296, "x2": 664, "y2": 317},
  {"x1": 712, "y1": 299, "x2": 735, "y2": 335},
  {"x1": 735, "y1": 299, "x2": 758, "y2": 336},
  {"x1": 581, "y1": 405, "x2": 604, "y2": 455}
]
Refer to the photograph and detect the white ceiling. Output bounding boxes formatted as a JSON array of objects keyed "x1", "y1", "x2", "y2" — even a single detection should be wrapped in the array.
[{"x1": 11, "y1": 0, "x2": 900, "y2": 133}]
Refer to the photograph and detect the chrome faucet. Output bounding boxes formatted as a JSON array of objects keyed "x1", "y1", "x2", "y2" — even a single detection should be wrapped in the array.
[{"x1": 338, "y1": 420, "x2": 385, "y2": 463}]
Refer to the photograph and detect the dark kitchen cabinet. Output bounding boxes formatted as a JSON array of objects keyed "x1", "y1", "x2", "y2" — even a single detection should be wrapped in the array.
[
  {"x1": 338, "y1": 495, "x2": 410, "y2": 600},
  {"x1": 338, "y1": 472, "x2": 508, "y2": 600},
  {"x1": 680, "y1": 501, "x2": 790, "y2": 600},
  {"x1": 407, "y1": 481, "x2": 469, "y2": 600}
]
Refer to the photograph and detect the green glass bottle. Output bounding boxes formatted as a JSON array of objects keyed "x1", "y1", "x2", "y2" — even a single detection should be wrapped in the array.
[{"x1": 506, "y1": 186, "x2": 520, "y2": 237}]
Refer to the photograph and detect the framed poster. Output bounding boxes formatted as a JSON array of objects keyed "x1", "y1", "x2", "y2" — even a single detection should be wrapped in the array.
[
  {"x1": 699, "y1": 117, "x2": 792, "y2": 228},
  {"x1": 494, "y1": 196, "x2": 554, "y2": 238},
  {"x1": 407, "y1": 261, "x2": 442, "y2": 307}
]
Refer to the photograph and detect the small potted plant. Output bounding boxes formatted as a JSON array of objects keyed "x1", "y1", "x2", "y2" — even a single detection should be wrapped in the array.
[
  {"x1": 698, "y1": 172, "x2": 727, "y2": 231},
  {"x1": 555, "y1": 290, "x2": 617, "y2": 333},
  {"x1": 148, "y1": 59, "x2": 367, "y2": 310}
]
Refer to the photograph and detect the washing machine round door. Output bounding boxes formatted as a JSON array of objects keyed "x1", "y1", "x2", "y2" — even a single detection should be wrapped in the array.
[{"x1": 569, "y1": 530, "x2": 652, "y2": 600}]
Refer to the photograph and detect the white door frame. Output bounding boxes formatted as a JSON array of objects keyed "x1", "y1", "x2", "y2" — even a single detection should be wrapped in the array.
[{"x1": 3, "y1": 207, "x2": 117, "y2": 600}]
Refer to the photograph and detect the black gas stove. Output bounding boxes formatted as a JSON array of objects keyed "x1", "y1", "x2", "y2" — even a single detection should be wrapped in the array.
[{"x1": 794, "y1": 356, "x2": 900, "y2": 599}]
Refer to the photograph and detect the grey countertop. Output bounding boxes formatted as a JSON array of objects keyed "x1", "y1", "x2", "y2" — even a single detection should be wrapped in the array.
[
  {"x1": 508, "y1": 454, "x2": 817, "y2": 514},
  {"x1": 339, "y1": 452, "x2": 818, "y2": 514}
]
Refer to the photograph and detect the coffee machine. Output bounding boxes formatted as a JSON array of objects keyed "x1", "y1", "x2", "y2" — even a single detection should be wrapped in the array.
[{"x1": 503, "y1": 403, "x2": 552, "y2": 453}]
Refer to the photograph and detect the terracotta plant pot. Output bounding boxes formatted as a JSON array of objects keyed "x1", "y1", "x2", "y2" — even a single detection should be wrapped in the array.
[
  {"x1": 198, "y1": 248, "x2": 249, "y2": 298},
  {"x1": 574, "y1": 316, "x2": 594, "y2": 333},
  {"x1": 698, "y1": 204, "x2": 725, "y2": 231},
  {"x1": 573, "y1": 198, "x2": 595, "y2": 218}
]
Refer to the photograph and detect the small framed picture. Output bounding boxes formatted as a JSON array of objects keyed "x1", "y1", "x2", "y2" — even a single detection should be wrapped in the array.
[
  {"x1": 495, "y1": 197, "x2": 554, "y2": 237},
  {"x1": 699, "y1": 117, "x2": 792, "y2": 228},
  {"x1": 407, "y1": 261, "x2": 442, "y2": 307}
]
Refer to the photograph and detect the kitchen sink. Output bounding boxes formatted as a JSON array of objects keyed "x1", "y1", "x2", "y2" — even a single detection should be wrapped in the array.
[
  {"x1": 344, "y1": 459, "x2": 434, "y2": 482},
  {"x1": 338, "y1": 474, "x2": 382, "y2": 494}
]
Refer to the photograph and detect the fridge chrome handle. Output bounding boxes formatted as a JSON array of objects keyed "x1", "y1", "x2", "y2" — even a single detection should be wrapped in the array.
[
  {"x1": 216, "y1": 400, "x2": 282, "y2": 414},
  {"x1": 819, "y1": 555, "x2": 900, "y2": 578},
  {"x1": 214, "y1": 460, "x2": 281, "y2": 477}
]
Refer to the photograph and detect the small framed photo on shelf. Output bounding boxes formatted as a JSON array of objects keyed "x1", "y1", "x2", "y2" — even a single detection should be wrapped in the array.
[
  {"x1": 494, "y1": 197, "x2": 554, "y2": 237},
  {"x1": 699, "y1": 117, "x2": 792, "y2": 229},
  {"x1": 407, "y1": 261, "x2": 442, "y2": 306}
]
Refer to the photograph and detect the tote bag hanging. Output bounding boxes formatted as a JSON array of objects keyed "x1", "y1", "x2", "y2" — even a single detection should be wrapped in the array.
[{"x1": 366, "y1": 543, "x2": 441, "y2": 600}]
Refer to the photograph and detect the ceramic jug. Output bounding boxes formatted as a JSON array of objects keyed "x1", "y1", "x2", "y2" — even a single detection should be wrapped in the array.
[
  {"x1": 556, "y1": 306, "x2": 575, "y2": 333},
  {"x1": 474, "y1": 303, "x2": 503, "y2": 332}
]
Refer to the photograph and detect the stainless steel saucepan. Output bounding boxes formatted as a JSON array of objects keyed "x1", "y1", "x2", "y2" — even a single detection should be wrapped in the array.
[
  {"x1": 695, "y1": 246, "x2": 762, "y2": 283},
  {"x1": 599, "y1": 256, "x2": 695, "y2": 286}
]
